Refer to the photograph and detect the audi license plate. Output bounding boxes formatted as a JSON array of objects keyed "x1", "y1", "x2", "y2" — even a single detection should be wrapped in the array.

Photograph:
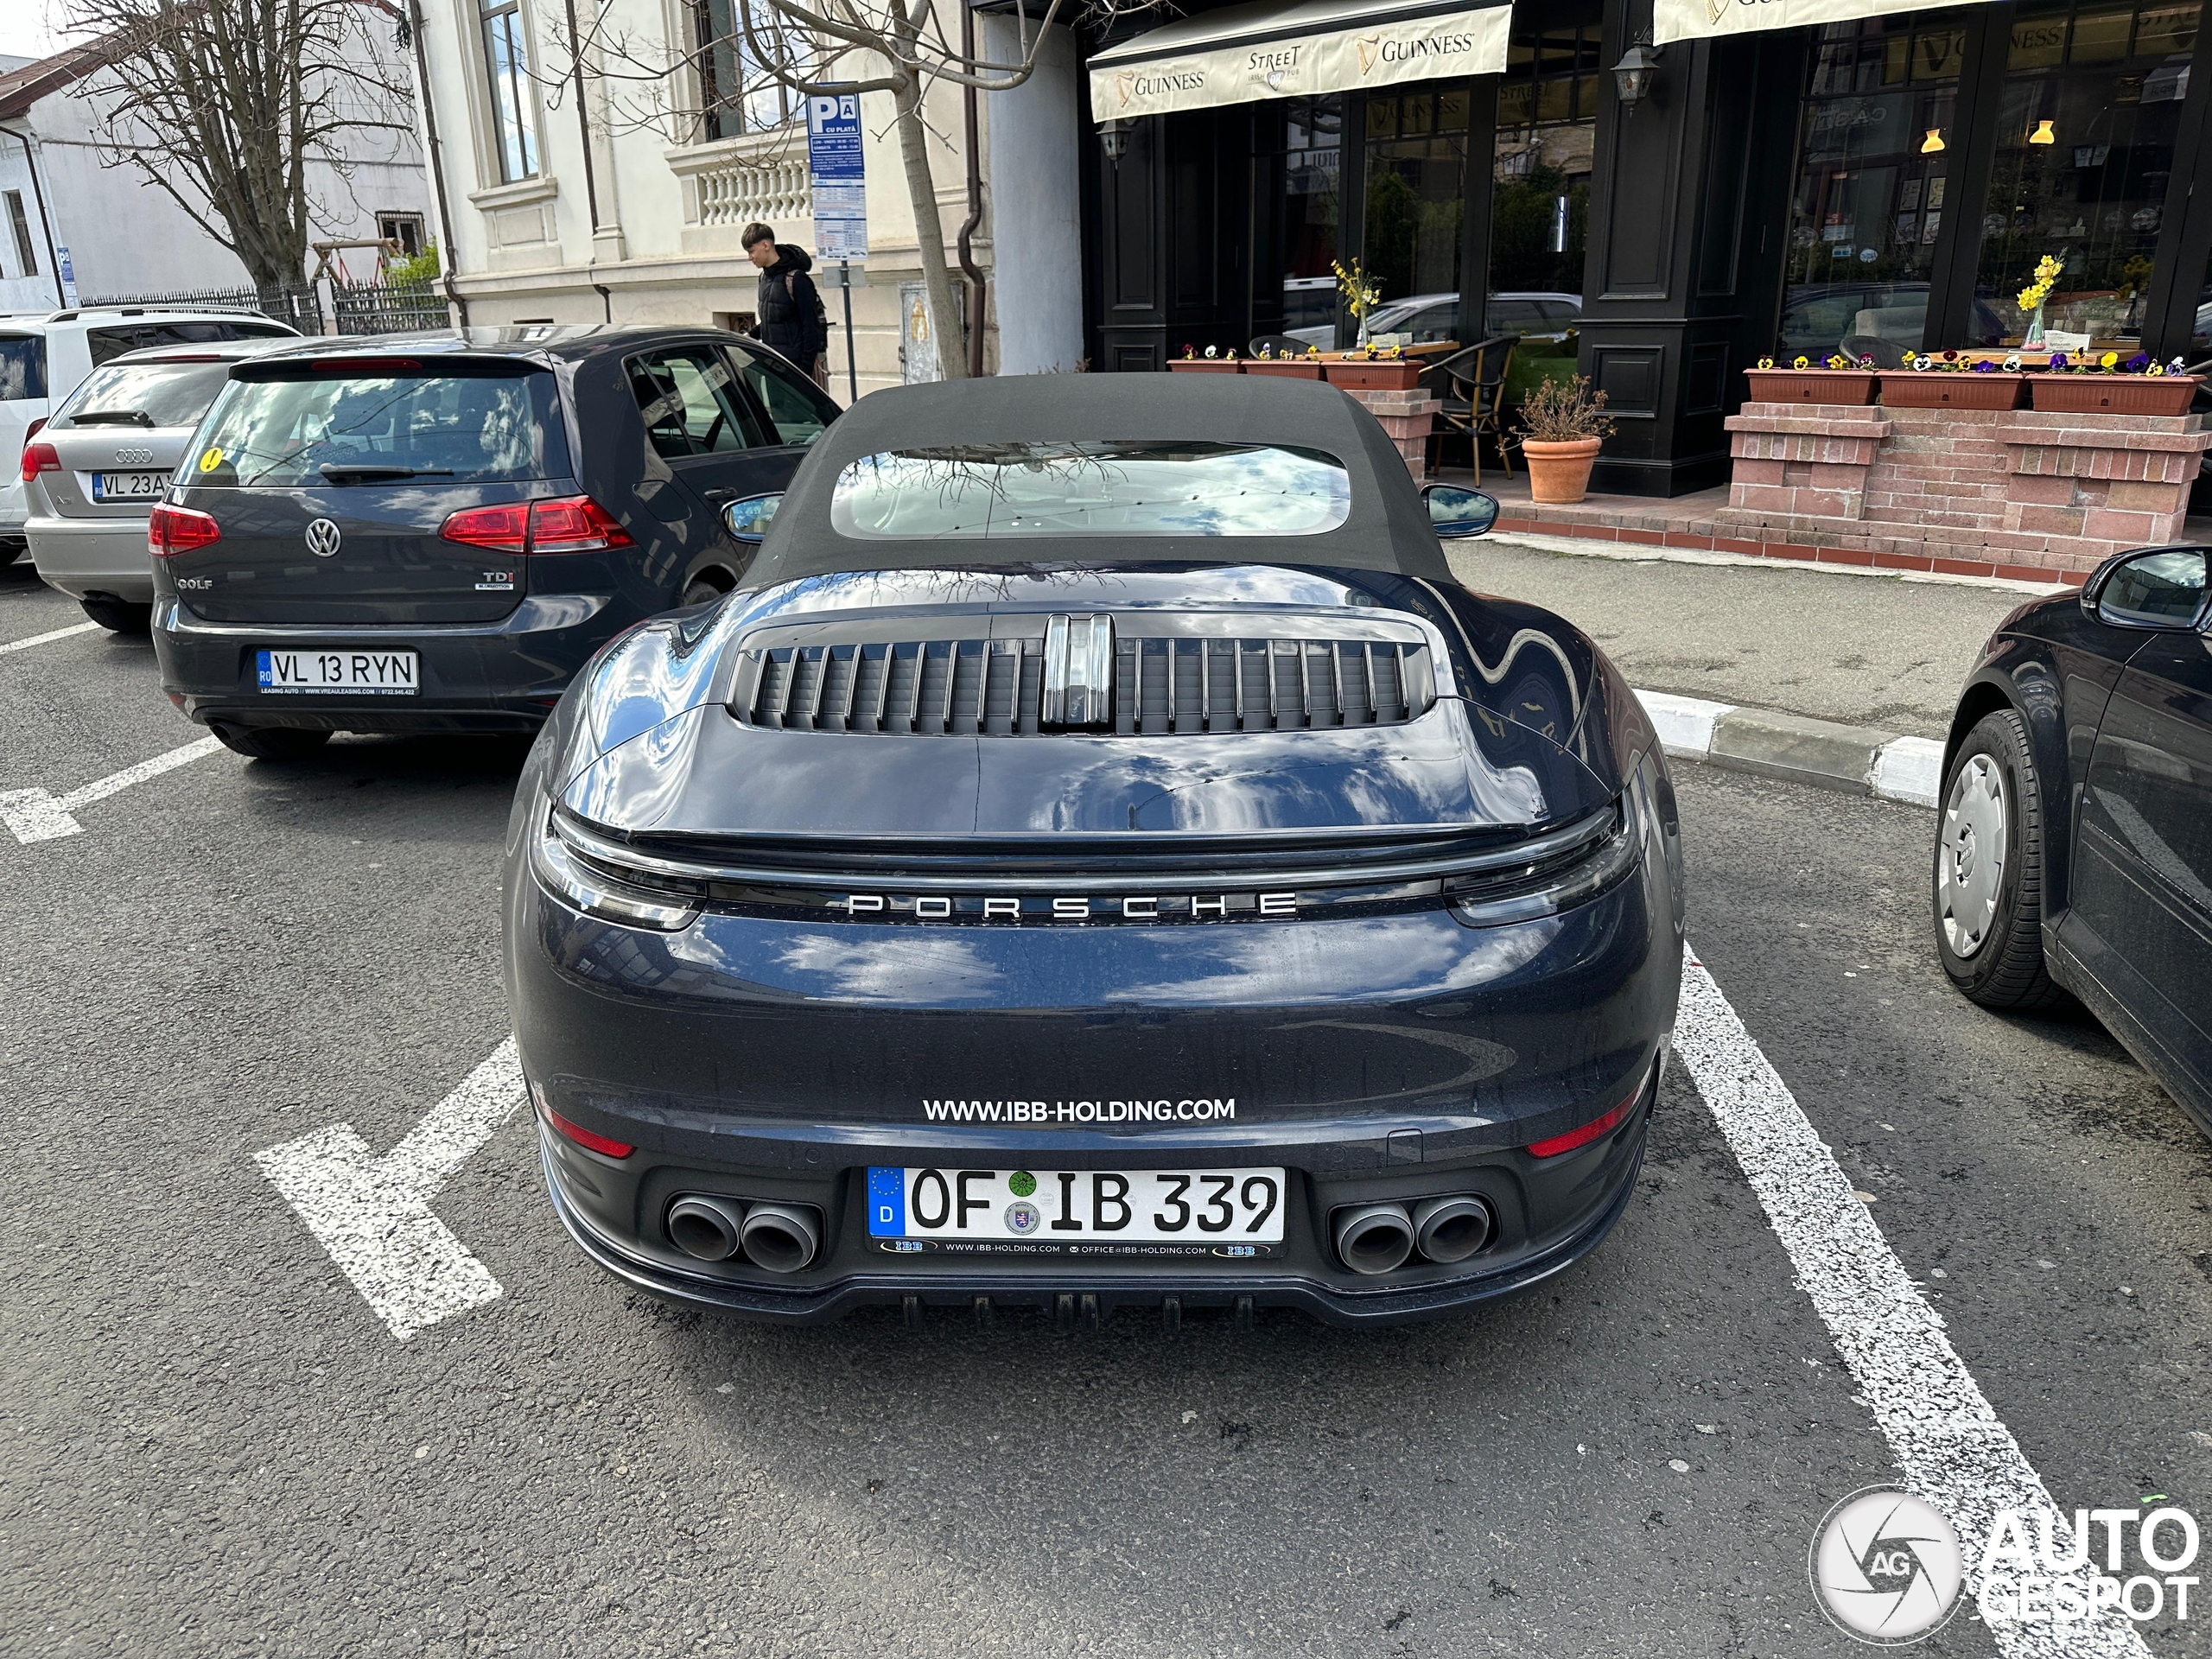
[
  {"x1": 868, "y1": 1166, "x2": 1286, "y2": 1257},
  {"x1": 256, "y1": 649, "x2": 419, "y2": 695},
  {"x1": 90, "y1": 470, "x2": 171, "y2": 501}
]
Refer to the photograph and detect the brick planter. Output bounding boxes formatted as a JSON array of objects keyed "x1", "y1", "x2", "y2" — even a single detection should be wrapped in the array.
[
  {"x1": 1340, "y1": 388, "x2": 1438, "y2": 480},
  {"x1": 1742, "y1": 369, "x2": 1878, "y2": 406},
  {"x1": 1323, "y1": 359, "x2": 1424, "y2": 391},
  {"x1": 1243, "y1": 359, "x2": 1324, "y2": 379},
  {"x1": 2026, "y1": 374, "x2": 2202, "y2": 416},
  {"x1": 1168, "y1": 359, "x2": 1243, "y2": 373},
  {"x1": 1875, "y1": 372, "x2": 2025, "y2": 410},
  {"x1": 1721, "y1": 399, "x2": 2212, "y2": 576}
]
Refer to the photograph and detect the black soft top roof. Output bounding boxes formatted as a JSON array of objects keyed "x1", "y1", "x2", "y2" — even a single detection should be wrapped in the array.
[{"x1": 739, "y1": 373, "x2": 1450, "y2": 588}]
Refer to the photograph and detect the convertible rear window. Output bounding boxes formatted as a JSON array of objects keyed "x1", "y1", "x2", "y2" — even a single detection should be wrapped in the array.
[
  {"x1": 830, "y1": 441, "x2": 1352, "y2": 538},
  {"x1": 190, "y1": 364, "x2": 570, "y2": 486}
]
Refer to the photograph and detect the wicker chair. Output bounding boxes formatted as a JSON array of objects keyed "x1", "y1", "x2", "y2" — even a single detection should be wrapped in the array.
[{"x1": 1427, "y1": 336, "x2": 1516, "y2": 483}]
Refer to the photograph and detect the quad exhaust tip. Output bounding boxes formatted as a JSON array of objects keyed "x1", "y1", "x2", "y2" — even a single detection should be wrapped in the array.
[
  {"x1": 1332, "y1": 1194, "x2": 1497, "y2": 1274},
  {"x1": 666, "y1": 1195, "x2": 822, "y2": 1273}
]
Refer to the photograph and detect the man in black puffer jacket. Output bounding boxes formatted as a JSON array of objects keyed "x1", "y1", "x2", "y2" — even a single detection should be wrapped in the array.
[{"x1": 742, "y1": 223, "x2": 829, "y2": 387}]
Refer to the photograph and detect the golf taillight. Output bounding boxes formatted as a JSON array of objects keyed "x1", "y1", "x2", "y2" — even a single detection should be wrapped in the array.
[
  {"x1": 543, "y1": 1104, "x2": 633, "y2": 1159},
  {"x1": 1526, "y1": 1091, "x2": 1638, "y2": 1159},
  {"x1": 148, "y1": 503, "x2": 221, "y2": 556},
  {"x1": 20, "y1": 439, "x2": 58, "y2": 482},
  {"x1": 439, "y1": 495, "x2": 632, "y2": 555}
]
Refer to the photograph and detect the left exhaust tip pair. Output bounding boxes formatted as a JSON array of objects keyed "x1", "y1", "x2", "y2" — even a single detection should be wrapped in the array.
[
  {"x1": 1332, "y1": 1196, "x2": 1493, "y2": 1275},
  {"x1": 665, "y1": 1195, "x2": 822, "y2": 1273}
]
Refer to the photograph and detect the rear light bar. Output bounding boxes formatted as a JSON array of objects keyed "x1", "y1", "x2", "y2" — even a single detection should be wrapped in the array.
[
  {"x1": 439, "y1": 495, "x2": 634, "y2": 556},
  {"x1": 20, "y1": 440, "x2": 58, "y2": 482},
  {"x1": 1525, "y1": 1089, "x2": 1640, "y2": 1159},
  {"x1": 308, "y1": 357, "x2": 422, "y2": 373},
  {"x1": 149, "y1": 503, "x2": 221, "y2": 556}
]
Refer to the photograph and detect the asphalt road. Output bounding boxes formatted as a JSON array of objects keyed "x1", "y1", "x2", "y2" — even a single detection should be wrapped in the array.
[
  {"x1": 3, "y1": 556, "x2": 2208, "y2": 1657},
  {"x1": 1446, "y1": 537, "x2": 2035, "y2": 739}
]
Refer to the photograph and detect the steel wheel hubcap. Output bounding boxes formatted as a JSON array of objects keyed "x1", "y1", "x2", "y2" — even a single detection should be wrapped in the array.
[{"x1": 1938, "y1": 753, "x2": 2007, "y2": 959}]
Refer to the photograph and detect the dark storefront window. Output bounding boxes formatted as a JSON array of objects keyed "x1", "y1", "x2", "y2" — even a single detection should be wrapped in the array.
[
  {"x1": 1362, "y1": 88, "x2": 1470, "y2": 340},
  {"x1": 1974, "y1": 0, "x2": 2200, "y2": 349},
  {"x1": 1781, "y1": 13, "x2": 1967, "y2": 364},
  {"x1": 1491, "y1": 19, "x2": 1596, "y2": 309},
  {"x1": 1283, "y1": 97, "x2": 1343, "y2": 341},
  {"x1": 2194, "y1": 241, "x2": 2212, "y2": 352}
]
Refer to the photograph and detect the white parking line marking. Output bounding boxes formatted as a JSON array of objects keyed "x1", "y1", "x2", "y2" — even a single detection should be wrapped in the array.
[
  {"x1": 0, "y1": 734, "x2": 225, "y2": 843},
  {"x1": 0, "y1": 620, "x2": 100, "y2": 656},
  {"x1": 1676, "y1": 945, "x2": 2146, "y2": 1657},
  {"x1": 256, "y1": 1039, "x2": 525, "y2": 1342}
]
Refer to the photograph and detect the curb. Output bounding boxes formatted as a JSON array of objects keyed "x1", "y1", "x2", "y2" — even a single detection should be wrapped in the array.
[{"x1": 1635, "y1": 690, "x2": 1943, "y2": 810}]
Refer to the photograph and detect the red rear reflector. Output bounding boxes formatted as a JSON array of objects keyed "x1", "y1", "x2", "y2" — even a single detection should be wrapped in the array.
[
  {"x1": 20, "y1": 440, "x2": 58, "y2": 481},
  {"x1": 544, "y1": 1105, "x2": 633, "y2": 1159},
  {"x1": 529, "y1": 494, "x2": 634, "y2": 554},
  {"x1": 1526, "y1": 1093, "x2": 1638, "y2": 1159},
  {"x1": 148, "y1": 503, "x2": 221, "y2": 556},
  {"x1": 438, "y1": 500, "x2": 530, "y2": 553}
]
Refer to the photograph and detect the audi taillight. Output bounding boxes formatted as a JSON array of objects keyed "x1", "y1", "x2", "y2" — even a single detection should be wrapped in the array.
[
  {"x1": 439, "y1": 495, "x2": 632, "y2": 556},
  {"x1": 20, "y1": 439, "x2": 58, "y2": 482},
  {"x1": 148, "y1": 503, "x2": 221, "y2": 556}
]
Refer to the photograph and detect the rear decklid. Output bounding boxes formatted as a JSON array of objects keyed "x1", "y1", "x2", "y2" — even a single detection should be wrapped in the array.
[{"x1": 167, "y1": 351, "x2": 575, "y2": 625}]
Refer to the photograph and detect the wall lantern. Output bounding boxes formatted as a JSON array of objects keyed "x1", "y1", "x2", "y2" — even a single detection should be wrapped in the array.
[
  {"x1": 1099, "y1": 118, "x2": 1130, "y2": 162},
  {"x1": 2029, "y1": 118, "x2": 2056, "y2": 144},
  {"x1": 1921, "y1": 128, "x2": 1945, "y2": 153},
  {"x1": 1612, "y1": 41, "x2": 1662, "y2": 111}
]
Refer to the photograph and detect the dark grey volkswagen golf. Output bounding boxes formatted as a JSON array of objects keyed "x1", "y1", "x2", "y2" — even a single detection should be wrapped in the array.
[
  {"x1": 505, "y1": 374, "x2": 1686, "y2": 1327},
  {"x1": 149, "y1": 327, "x2": 839, "y2": 758}
]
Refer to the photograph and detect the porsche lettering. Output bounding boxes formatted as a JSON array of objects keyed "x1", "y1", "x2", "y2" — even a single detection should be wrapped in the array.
[{"x1": 839, "y1": 892, "x2": 1299, "y2": 920}]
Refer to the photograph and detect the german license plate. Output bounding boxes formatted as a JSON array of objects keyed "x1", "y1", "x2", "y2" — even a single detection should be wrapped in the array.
[
  {"x1": 90, "y1": 470, "x2": 170, "y2": 501},
  {"x1": 256, "y1": 649, "x2": 419, "y2": 695},
  {"x1": 868, "y1": 1166, "x2": 1286, "y2": 1249}
]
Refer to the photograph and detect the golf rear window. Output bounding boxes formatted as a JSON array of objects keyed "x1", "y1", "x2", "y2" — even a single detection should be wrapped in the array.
[
  {"x1": 190, "y1": 363, "x2": 570, "y2": 486},
  {"x1": 57, "y1": 360, "x2": 236, "y2": 430},
  {"x1": 830, "y1": 441, "x2": 1352, "y2": 538}
]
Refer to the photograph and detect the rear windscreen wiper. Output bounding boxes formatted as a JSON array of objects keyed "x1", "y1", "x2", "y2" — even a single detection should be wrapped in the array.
[
  {"x1": 71, "y1": 410, "x2": 156, "y2": 427},
  {"x1": 316, "y1": 463, "x2": 457, "y2": 483}
]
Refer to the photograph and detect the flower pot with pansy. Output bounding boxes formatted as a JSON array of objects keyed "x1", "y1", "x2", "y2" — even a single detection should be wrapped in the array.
[
  {"x1": 1743, "y1": 352, "x2": 1880, "y2": 406},
  {"x1": 2026, "y1": 351, "x2": 2202, "y2": 415}
]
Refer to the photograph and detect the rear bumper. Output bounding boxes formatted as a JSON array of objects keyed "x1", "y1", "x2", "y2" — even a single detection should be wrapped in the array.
[
  {"x1": 28, "y1": 514, "x2": 154, "y2": 601},
  {"x1": 151, "y1": 592, "x2": 626, "y2": 733}
]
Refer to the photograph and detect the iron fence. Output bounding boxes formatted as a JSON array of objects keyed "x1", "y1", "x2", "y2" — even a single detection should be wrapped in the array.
[
  {"x1": 331, "y1": 278, "x2": 450, "y2": 337},
  {"x1": 79, "y1": 283, "x2": 326, "y2": 335}
]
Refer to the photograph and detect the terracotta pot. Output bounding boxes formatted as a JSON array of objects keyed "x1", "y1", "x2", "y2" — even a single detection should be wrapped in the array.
[
  {"x1": 1742, "y1": 369, "x2": 1878, "y2": 406},
  {"x1": 2026, "y1": 373, "x2": 2202, "y2": 416},
  {"x1": 1168, "y1": 359, "x2": 1243, "y2": 373},
  {"x1": 1243, "y1": 359, "x2": 1324, "y2": 379},
  {"x1": 1321, "y1": 359, "x2": 1423, "y2": 391},
  {"x1": 1522, "y1": 436, "x2": 1605, "y2": 505},
  {"x1": 1875, "y1": 371, "x2": 2025, "y2": 410}
]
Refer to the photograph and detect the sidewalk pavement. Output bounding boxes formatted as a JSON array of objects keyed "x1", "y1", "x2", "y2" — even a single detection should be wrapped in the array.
[{"x1": 1440, "y1": 529, "x2": 2056, "y2": 809}]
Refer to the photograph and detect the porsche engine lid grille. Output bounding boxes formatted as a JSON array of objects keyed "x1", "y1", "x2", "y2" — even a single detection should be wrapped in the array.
[{"x1": 736, "y1": 622, "x2": 1433, "y2": 736}]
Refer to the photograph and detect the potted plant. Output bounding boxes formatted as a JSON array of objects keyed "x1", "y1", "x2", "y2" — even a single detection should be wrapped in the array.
[
  {"x1": 1743, "y1": 353, "x2": 1881, "y2": 406},
  {"x1": 1876, "y1": 351, "x2": 2025, "y2": 410},
  {"x1": 1245, "y1": 343, "x2": 1323, "y2": 379},
  {"x1": 1322, "y1": 346, "x2": 1424, "y2": 391},
  {"x1": 1519, "y1": 375, "x2": 1615, "y2": 505},
  {"x1": 1168, "y1": 344, "x2": 1243, "y2": 374},
  {"x1": 2026, "y1": 351, "x2": 2202, "y2": 416}
]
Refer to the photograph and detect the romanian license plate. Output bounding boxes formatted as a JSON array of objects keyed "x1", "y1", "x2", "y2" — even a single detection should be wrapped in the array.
[
  {"x1": 868, "y1": 1166, "x2": 1286, "y2": 1256},
  {"x1": 256, "y1": 648, "x2": 420, "y2": 695},
  {"x1": 90, "y1": 470, "x2": 170, "y2": 501}
]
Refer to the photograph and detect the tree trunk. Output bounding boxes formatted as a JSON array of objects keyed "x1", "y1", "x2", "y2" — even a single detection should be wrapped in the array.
[{"x1": 892, "y1": 71, "x2": 969, "y2": 381}]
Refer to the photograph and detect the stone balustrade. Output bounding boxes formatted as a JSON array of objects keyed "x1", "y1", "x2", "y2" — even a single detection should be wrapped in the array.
[{"x1": 665, "y1": 135, "x2": 811, "y2": 253}]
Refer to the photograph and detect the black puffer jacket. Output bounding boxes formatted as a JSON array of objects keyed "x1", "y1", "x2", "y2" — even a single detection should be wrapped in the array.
[{"x1": 753, "y1": 245, "x2": 826, "y2": 367}]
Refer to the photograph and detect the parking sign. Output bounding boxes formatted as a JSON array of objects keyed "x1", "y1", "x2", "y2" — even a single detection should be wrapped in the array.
[{"x1": 807, "y1": 94, "x2": 867, "y2": 260}]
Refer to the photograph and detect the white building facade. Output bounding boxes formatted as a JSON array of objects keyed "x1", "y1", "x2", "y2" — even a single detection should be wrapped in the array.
[
  {"x1": 0, "y1": 43, "x2": 432, "y2": 315},
  {"x1": 405, "y1": 0, "x2": 1086, "y2": 396}
]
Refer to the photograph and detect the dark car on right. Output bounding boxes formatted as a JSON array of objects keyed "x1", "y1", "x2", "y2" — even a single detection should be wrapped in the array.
[{"x1": 1936, "y1": 545, "x2": 2212, "y2": 1131}]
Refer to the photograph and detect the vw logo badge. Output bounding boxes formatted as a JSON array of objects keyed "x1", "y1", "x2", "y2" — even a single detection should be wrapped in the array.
[{"x1": 304, "y1": 518, "x2": 343, "y2": 558}]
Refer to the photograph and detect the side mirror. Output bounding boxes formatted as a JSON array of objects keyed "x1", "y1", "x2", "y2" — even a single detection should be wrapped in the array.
[
  {"x1": 721, "y1": 493, "x2": 782, "y2": 544},
  {"x1": 2082, "y1": 546, "x2": 2210, "y2": 630},
  {"x1": 1422, "y1": 483, "x2": 1500, "y2": 539}
]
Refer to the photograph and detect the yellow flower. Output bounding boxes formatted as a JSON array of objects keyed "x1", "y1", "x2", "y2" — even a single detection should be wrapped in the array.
[
  {"x1": 1758, "y1": 356, "x2": 1775, "y2": 370},
  {"x1": 1793, "y1": 355, "x2": 1809, "y2": 370},
  {"x1": 2100, "y1": 351, "x2": 2118, "y2": 370}
]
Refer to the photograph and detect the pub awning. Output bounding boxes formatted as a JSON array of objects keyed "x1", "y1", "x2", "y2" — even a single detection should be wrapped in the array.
[
  {"x1": 1088, "y1": 0, "x2": 1512, "y2": 123},
  {"x1": 1655, "y1": 0, "x2": 1971, "y2": 46}
]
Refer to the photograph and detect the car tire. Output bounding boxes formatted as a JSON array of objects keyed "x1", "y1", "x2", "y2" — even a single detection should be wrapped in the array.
[
  {"x1": 210, "y1": 723, "x2": 334, "y2": 761},
  {"x1": 1933, "y1": 708, "x2": 2062, "y2": 1010},
  {"x1": 680, "y1": 574, "x2": 731, "y2": 608},
  {"x1": 80, "y1": 597, "x2": 152, "y2": 634}
]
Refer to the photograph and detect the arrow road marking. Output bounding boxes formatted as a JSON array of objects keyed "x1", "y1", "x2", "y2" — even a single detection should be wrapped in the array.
[
  {"x1": 0, "y1": 734, "x2": 224, "y2": 842},
  {"x1": 256, "y1": 1039, "x2": 526, "y2": 1342},
  {"x1": 0, "y1": 620, "x2": 100, "y2": 655},
  {"x1": 1677, "y1": 944, "x2": 2147, "y2": 1658}
]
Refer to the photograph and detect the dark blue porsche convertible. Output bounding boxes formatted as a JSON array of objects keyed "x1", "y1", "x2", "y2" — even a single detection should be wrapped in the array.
[{"x1": 502, "y1": 375, "x2": 1686, "y2": 1326}]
